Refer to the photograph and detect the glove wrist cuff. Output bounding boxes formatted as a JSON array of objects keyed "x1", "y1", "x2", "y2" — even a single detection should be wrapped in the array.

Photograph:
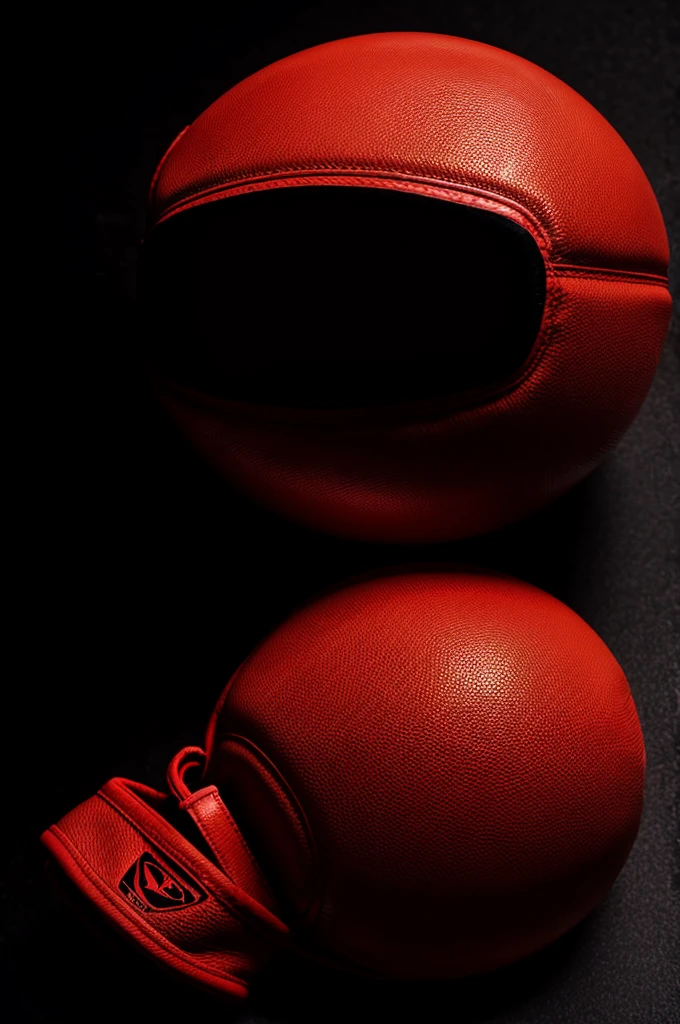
[{"x1": 41, "y1": 776, "x2": 288, "y2": 999}]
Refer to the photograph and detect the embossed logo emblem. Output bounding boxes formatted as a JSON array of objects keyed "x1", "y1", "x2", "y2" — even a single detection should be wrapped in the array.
[{"x1": 119, "y1": 851, "x2": 207, "y2": 913}]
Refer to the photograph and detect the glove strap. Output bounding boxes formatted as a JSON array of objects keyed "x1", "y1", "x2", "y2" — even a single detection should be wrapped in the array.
[
  {"x1": 167, "y1": 746, "x2": 277, "y2": 910},
  {"x1": 41, "y1": 772, "x2": 288, "y2": 999}
]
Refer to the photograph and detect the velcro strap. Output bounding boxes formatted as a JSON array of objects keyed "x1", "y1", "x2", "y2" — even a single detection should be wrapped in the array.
[{"x1": 41, "y1": 777, "x2": 288, "y2": 999}]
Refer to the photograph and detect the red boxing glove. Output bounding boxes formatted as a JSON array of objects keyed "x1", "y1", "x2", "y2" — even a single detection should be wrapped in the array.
[
  {"x1": 43, "y1": 572, "x2": 645, "y2": 995},
  {"x1": 141, "y1": 32, "x2": 672, "y2": 542}
]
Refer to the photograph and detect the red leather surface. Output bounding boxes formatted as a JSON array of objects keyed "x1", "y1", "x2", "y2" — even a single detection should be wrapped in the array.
[
  {"x1": 150, "y1": 33, "x2": 668, "y2": 274},
  {"x1": 147, "y1": 33, "x2": 671, "y2": 541},
  {"x1": 206, "y1": 571, "x2": 645, "y2": 977}
]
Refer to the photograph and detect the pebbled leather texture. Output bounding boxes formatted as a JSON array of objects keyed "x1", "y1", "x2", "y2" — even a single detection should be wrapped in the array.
[
  {"x1": 206, "y1": 571, "x2": 646, "y2": 977},
  {"x1": 146, "y1": 33, "x2": 672, "y2": 542},
  {"x1": 149, "y1": 33, "x2": 668, "y2": 273}
]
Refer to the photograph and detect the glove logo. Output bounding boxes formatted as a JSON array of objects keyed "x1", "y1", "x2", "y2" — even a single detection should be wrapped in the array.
[{"x1": 119, "y1": 851, "x2": 207, "y2": 913}]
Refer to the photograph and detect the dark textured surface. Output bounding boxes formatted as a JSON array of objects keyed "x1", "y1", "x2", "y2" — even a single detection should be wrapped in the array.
[{"x1": 7, "y1": 2, "x2": 678, "y2": 1021}]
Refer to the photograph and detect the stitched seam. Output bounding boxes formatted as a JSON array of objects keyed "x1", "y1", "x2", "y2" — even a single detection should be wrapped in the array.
[
  {"x1": 152, "y1": 171, "x2": 553, "y2": 242},
  {"x1": 154, "y1": 168, "x2": 551, "y2": 244},
  {"x1": 156, "y1": 162, "x2": 548, "y2": 214},
  {"x1": 554, "y1": 266, "x2": 669, "y2": 286},
  {"x1": 152, "y1": 168, "x2": 669, "y2": 284},
  {"x1": 505, "y1": 267, "x2": 561, "y2": 397},
  {"x1": 47, "y1": 825, "x2": 248, "y2": 989}
]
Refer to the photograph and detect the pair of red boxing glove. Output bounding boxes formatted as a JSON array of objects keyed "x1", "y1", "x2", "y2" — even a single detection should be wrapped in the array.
[{"x1": 43, "y1": 31, "x2": 670, "y2": 1000}]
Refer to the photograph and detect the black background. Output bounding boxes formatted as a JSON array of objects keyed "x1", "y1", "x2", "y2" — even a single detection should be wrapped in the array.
[{"x1": 7, "y1": 2, "x2": 678, "y2": 1021}]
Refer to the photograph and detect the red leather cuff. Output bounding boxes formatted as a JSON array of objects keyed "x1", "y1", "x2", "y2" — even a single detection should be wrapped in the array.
[{"x1": 41, "y1": 777, "x2": 289, "y2": 999}]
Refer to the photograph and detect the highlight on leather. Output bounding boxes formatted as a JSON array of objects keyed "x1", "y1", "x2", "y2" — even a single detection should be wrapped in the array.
[
  {"x1": 42, "y1": 570, "x2": 646, "y2": 994},
  {"x1": 140, "y1": 32, "x2": 672, "y2": 542}
]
